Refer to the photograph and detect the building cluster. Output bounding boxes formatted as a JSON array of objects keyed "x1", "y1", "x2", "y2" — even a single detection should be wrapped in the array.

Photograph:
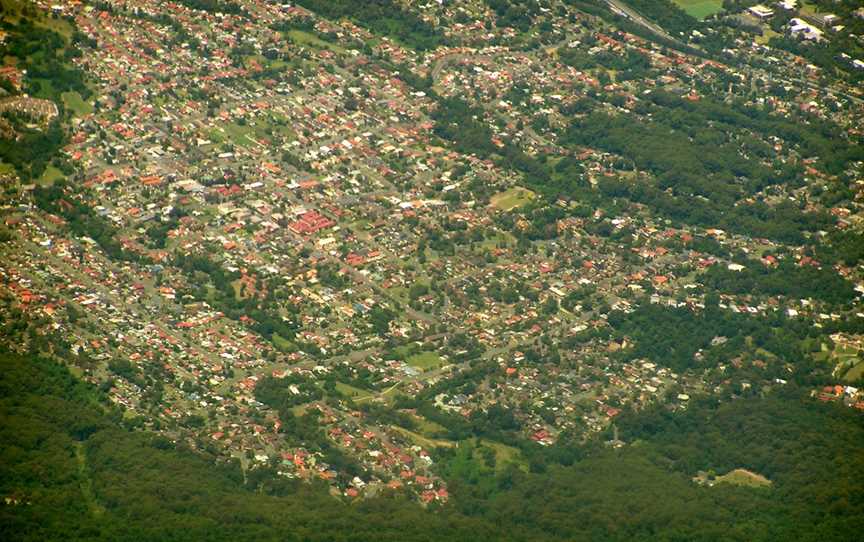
[{"x1": 1, "y1": 0, "x2": 862, "y2": 500}]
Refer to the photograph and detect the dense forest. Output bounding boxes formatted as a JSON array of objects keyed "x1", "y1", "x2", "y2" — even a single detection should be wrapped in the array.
[
  {"x1": 0, "y1": 117, "x2": 66, "y2": 181},
  {"x1": 294, "y1": 0, "x2": 444, "y2": 50},
  {"x1": 700, "y1": 260, "x2": 857, "y2": 305},
  {"x1": 3, "y1": 353, "x2": 863, "y2": 541},
  {"x1": 0, "y1": 16, "x2": 89, "y2": 180},
  {"x1": 608, "y1": 299, "x2": 864, "y2": 379},
  {"x1": 487, "y1": 0, "x2": 543, "y2": 32},
  {"x1": 174, "y1": 0, "x2": 247, "y2": 16},
  {"x1": 617, "y1": 0, "x2": 699, "y2": 35},
  {"x1": 0, "y1": 17, "x2": 90, "y2": 102},
  {"x1": 561, "y1": 92, "x2": 861, "y2": 243},
  {"x1": 32, "y1": 182, "x2": 135, "y2": 261}
]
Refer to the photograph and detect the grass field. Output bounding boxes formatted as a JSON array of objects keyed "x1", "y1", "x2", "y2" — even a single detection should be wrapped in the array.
[
  {"x1": 62, "y1": 91, "x2": 93, "y2": 116},
  {"x1": 350, "y1": 380, "x2": 403, "y2": 404},
  {"x1": 491, "y1": 187, "x2": 535, "y2": 211},
  {"x1": 406, "y1": 351, "x2": 443, "y2": 370},
  {"x1": 264, "y1": 114, "x2": 296, "y2": 139},
  {"x1": 391, "y1": 425, "x2": 456, "y2": 449},
  {"x1": 74, "y1": 443, "x2": 106, "y2": 518},
  {"x1": 413, "y1": 415, "x2": 448, "y2": 437},
  {"x1": 207, "y1": 128, "x2": 225, "y2": 144},
  {"x1": 715, "y1": 469, "x2": 772, "y2": 488},
  {"x1": 271, "y1": 332, "x2": 296, "y2": 353},
  {"x1": 477, "y1": 438, "x2": 526, "y2": 471},
  {"x1": 222, "y1": 122, "x2": 256, "y2": 147},
  {"x1": 231, "y1": 279, "x2": 247, "y2": 300},
  {"x1": 335, "y1": 382, "x2": 373, "y2": 400},
  {"x1": 844, "y1": 362, "x2": 864, "y2": 383},
  {"x1": 836, "y1": 344, "x2": 863, "y2": 382},
  {"x1": 39, "y1": 165, "x2": 64, "y2": 185},
  {"x1": 2, "y1": 0, "x2": 71, "y2": 37},
  {"x1": 818, "y1": 342, "x2": 862, "y2": 382},
  {"x1": 798, "y1": 1, "x2": 819, "y2": 18},
  {"x1": 287, "y1": 30, "x2": 345, "y2": 53},
  {"x1": 756, "y1": 28, "x2": 781, "y2": 45},
  {"x1": 479, "y1": 230, "x2": 515, "y2": 250},
  {"x1": 30, "y1": 77, "x2": 59, "y2": 101},
  {"x1": 672, "y1": 0, "x2": 723, "y2": 19}
]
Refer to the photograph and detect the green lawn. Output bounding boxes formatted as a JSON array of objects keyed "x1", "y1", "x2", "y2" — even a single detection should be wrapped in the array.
[
  {"x1": 207, "y1": 128, "x2": 226, "y2": 144},
  {"x1": 335, "y1": 382, "x2": 373, "y2": 400},
  {"x1": 798, "y1": 1, "x2": 819, "y2": 18},
  {"x1": 222, "y1": 122, "x2": 255, "y2": 147},
  {"x1": 39, "y1": 165, "x2": 64, "y2": 185},
  {"x1": 672, "y1": 0, "x2": 723, "y2": 19},
  {"x1": 74, "y1": 443, "x2": 106, "y2": 517},
  {"x1": 271, "y1": 332, "x2": 296, "y2": 353},
  {"x1": 413, "y1": 415, "x2": 448, "y2": 437},
  {"x1": 287, "y1": 30, "x2": 345, "y2": 53},
  {"x1": 37, "y1": 11, "x2": 74, "y2": 39},
  {"x1": 756, "y1": 28, "x2": 781, "y2": 45},
  {"x1": 30, "y1": 77, "x2": 58, "y2": 101},
  {"x1": 819, "y1": 342, "x2": 862, "y2": 381},
  {"x1": 267, "y1": 58, "x2": 289, "y2": 71},
  {"x1": 715, "y1": 469, "x2": 772, "y2": 488},
  {"x1": 479, "y1": 230, "x2": 514, "y2": 250},
  {"x1": 491, "y1": 187, "x2": 535, "y2": 211},
  {"x1": 477, "y1": 438, "x2": 527, "y2": 472},
  {"x1": 231, "y1": 278, "x2": 253, "y2": 301},
  {"x1": 2, "y1": 0, "x2": 71, "y2": 37},
  {"x1": 62, "y1": 90, "x2": 93, "y2": 116},
  {"x1": 406, "y1": 351, "x2": 443, "y2": 370},
  {"x1": 835, "y1": 345, "x2": 858, "y2": 357},
  {"x1": 263, "y1": 114, "x2": 296, "y2": 139},
  {"x1": 391, "y1": 425, "x2": 456, "y2": 449},
  {"x1": 844, "y1": 362, "x2": 864, "y2": 383}
]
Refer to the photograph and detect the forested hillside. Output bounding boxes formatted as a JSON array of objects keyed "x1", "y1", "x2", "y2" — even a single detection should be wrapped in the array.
[{"x1": 2, "y1": 353, "x2": 862, "y2": 541}]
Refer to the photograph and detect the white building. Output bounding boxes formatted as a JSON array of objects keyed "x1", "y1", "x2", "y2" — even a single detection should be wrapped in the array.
[
  {"x1": 789, "y1": 18, "x2": 823, "y2": 41},
  {"x1": 748, "y1": 4, "x2": 775, "y2": 20}
]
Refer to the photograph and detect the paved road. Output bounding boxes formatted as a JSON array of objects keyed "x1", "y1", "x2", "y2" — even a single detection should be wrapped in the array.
[
  {"x1": 604, "y1": 0, "x2": 690, "y2": 49},
  {"x1": 604, "y1": 0, "x2": 673, "y2": 39}
]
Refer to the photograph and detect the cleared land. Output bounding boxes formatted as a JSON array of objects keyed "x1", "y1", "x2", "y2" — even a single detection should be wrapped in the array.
[
  {"x1": 62, "y1": 90, "x2": 93, "y2": 116},
  {"x1": 715, "y1": 469, "x2": 772, "y2": 488},
  {"x1": 491, "y1": 187, "x2": 535, "y2": 211},
  {"x1": 287, "y1": 30, "x2": 345, "y2": 53},
  {"x1": 335, "y1": 381, "x2": 373, "y2": 400},
  {"x1": 406, "y1": 351, "x2": 443, "y2": 370},
  {"x1": 672, "y1": 0, "x2": 723, "y2": 19},
  {"x1": 222, "y1": 122, "x2": 256, "y2": 147},
  {"x1": 391, "y1": 425, "x2": 456, "y2": 449},
  {"x1": 39, "y1": 165, "x2": 64, "y2": 185},
  {"x1": 477, "y1": 438, "x2": 526, "y2": 471},
  {"x1": 818, "y1": 342, "x2": 862, "y2": 382},
  {"x1": 413, "y1": 415, "x2": 448, "y2": 437},
  {"x1": 844, "y1": 362, "x2": 864, "y2": 383},
  {"x1": 756, "y1": 28, "x2": 781, "y2": 45},
  {"x1": 271, "y1": 332, "x2": 295, "y2": 353}
]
